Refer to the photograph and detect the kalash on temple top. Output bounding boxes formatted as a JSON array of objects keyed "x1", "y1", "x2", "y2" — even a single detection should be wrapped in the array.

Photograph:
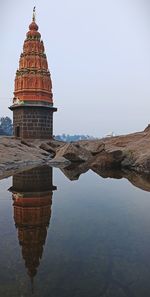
[{"x1": 13, "y1": 7, "x2": 54, "y2": 107}]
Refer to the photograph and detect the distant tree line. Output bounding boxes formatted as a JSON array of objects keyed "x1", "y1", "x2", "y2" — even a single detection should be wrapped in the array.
[
  {"x1": 0, "y1": 117, "x2": 13, "y2": 136},
  {"x1": 55, "y1": 134, "x2": 96, "y2": 142}
]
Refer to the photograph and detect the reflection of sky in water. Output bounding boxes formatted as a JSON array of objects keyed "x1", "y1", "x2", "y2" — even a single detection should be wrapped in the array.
[{"x1": 0, "y1": 169, "x2": 150, "y2": 296}]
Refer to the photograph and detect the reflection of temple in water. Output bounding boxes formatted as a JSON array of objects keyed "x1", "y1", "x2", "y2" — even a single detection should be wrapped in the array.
[{"x1": 9, "y1": 166, "x2": 56, "y2": 286}]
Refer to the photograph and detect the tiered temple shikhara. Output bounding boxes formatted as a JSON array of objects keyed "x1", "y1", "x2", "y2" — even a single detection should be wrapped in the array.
[{"x1": 9, "y1": 7, "x2": 57, "y2": 139}]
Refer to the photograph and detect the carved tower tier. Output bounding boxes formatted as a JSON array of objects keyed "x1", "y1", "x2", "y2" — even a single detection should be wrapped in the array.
[{"x1": 9, "y1": 8, "x2": 57, "y2": 139}]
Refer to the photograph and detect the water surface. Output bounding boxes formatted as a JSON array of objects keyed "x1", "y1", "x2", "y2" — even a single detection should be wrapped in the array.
[{"x1": 0, "y1": 166, "x2": 150, "y2": 297}]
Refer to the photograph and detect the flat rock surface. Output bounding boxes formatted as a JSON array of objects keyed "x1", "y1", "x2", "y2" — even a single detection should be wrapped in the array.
[
  {"x1": 0, "y1": 137, "x2": 54, "y2": 179},
  {"x1": 79, "y1": 127, "x2": 150, "y2": 173},
  {"x1": 1, "y1": 126, "x2": 150, "y2": 179}
]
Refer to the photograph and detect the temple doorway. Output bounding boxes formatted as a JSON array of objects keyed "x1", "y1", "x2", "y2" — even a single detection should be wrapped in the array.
[{"x1": 16, "y1": 126, "x2": 20, "y2": 137}]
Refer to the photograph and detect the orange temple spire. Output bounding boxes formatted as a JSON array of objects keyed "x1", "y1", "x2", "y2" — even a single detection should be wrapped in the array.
[
  {"x1": 9, "y1": 9, "x2": 57, "y2": 139},
  {"x1": 13, "y1": 9, "x2": 53, "y2": 105}
]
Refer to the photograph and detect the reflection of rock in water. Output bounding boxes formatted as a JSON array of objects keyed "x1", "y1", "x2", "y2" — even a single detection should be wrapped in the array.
[
  {"x1": 91, "y1": 167, "x2": 150, "y2": 192},
  {"x1": 124, "y1": 171, "x2": 150, "y2": 192},
  {"x1": 61, "y1": 162, "x2": 90, "y2": 180},
  {"x1": 9, "y1": 166, "x2": 56, "y2": 286},
  {"x1": 62, "y1": 161, "x2": 150, "y2": 192}
]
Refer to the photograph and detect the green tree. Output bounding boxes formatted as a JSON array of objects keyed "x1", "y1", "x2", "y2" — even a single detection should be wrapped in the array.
[{"x1": 0, "y1": 117, "x2": 13, "y2": 136}]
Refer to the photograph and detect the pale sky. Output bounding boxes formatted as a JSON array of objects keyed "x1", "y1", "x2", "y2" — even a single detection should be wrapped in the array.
[{"x1": 0, "y1": 0, "x2": 150, "y2": 137}]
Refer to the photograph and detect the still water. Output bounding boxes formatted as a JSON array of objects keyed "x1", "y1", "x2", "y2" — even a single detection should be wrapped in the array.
[{"x1": 0, "y1": 166, "x2": 150, "y2": 297}]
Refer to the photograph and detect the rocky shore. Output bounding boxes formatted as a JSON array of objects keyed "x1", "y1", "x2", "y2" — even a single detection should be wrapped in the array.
[{"x1": 0, "y1": 126, "x2": 150, "y2": 188}]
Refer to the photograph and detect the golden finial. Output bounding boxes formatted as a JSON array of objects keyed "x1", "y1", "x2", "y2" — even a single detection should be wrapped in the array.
[{"x1": 32, "y1": 6, "x2": 36, "y2": 22}]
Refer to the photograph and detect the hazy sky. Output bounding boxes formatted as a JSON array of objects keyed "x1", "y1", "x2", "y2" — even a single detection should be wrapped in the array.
[{"x1": 1, "y1": 0, "x2": 150, "y2": 137}]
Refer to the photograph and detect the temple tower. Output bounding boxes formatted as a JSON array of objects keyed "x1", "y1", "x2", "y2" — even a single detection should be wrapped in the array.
[{"x1": 9, "y1": 8, "x2": 57, "y2": 139}]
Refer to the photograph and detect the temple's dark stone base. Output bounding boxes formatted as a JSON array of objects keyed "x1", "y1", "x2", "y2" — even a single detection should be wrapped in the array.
[{"x1": 10, "y1": 105, "x2": 57, "y2": 139}]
